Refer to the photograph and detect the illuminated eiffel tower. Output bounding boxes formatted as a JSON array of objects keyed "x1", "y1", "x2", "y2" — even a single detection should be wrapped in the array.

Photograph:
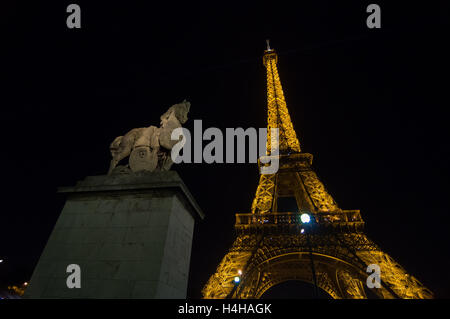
[{"x1": 202, "y1": 42, "x2": 433, "y2": 299}]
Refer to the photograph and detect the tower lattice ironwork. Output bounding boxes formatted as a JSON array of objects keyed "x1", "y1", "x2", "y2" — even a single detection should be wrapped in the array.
[{"x1": 202, "y1": 44, "x2": 433, "y2": 299}]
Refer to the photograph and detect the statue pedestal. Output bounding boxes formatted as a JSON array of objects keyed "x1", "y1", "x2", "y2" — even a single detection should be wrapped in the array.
[{"x1": 25, "y1": 171, "x2": 204, "y2": 299}]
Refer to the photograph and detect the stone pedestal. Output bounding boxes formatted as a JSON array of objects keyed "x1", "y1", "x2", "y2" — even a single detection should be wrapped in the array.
[{"x1": 25, "y1": 171, "x2": 204, "y2": 299}]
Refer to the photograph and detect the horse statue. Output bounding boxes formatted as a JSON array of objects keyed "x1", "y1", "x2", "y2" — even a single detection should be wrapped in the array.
[{"x1": 108, "y1": 100, "x2": 190, "y2": 175}]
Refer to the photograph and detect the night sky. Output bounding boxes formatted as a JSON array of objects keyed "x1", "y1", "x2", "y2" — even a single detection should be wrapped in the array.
[{"x1": 1, "y1": 1, "x2": 449, "y2": 298}]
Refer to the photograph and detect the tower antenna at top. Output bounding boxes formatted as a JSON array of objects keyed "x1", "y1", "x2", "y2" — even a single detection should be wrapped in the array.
[{"x1": 266, "y1": 39, "x2": 272, "y2": 51}]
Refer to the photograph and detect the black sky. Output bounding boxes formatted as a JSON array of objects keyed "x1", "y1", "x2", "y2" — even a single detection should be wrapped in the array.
[{"x1": 1, "y1": 1, "x2": 449, "y2": 298}]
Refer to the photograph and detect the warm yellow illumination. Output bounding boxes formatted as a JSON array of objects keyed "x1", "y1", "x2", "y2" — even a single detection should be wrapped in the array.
[
  {"x1": 263, "y1": 49, "x2": 300, "y2": 155},
  {"x1": 202, "y1": 45, "x2": 434, "y2": 300}
]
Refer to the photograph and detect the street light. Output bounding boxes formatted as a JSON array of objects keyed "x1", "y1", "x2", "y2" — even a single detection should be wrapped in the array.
[
  {"x1": 298, "y1": 212, "x2": 318, "y2": 298},
  {"x1": 300, "y1": 213, "x2": 311, "y2": 224}
]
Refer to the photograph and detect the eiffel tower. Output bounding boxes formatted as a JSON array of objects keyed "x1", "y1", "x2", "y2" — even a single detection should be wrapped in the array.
[{"x1": 202, "y1": 42, "x2": 433, "y2": 299}]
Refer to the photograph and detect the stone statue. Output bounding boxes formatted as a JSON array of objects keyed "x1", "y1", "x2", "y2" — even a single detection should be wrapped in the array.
[{"x1": 108, "y1": 100, "x2": 190, "y2": 175}]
